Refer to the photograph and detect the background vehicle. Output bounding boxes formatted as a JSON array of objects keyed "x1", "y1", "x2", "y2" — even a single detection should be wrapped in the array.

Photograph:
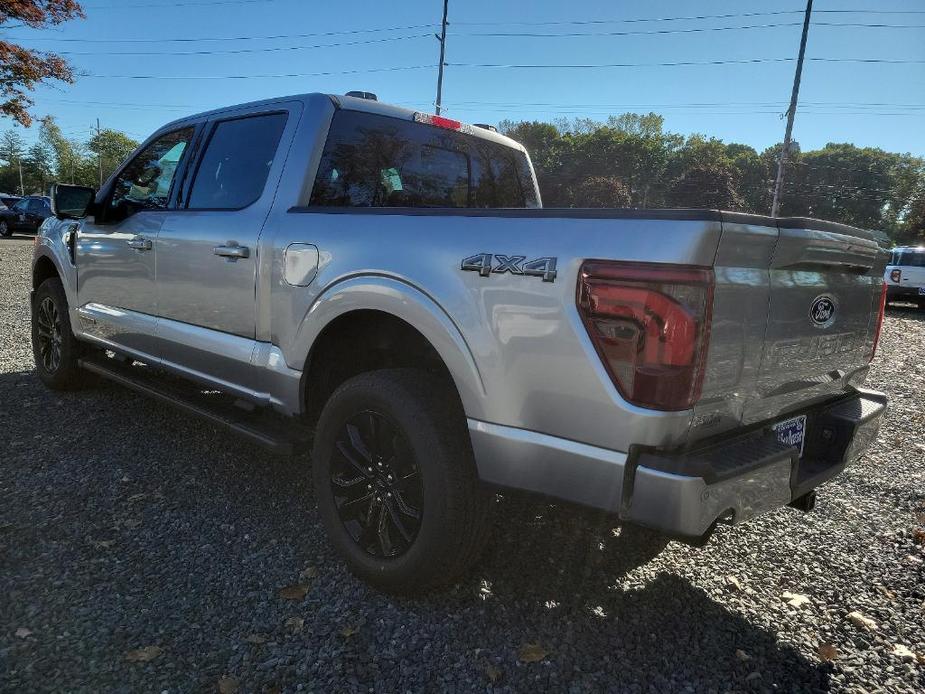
[
  {"x1": 30, "y1": 93, "x2": 888, "y2": 592},
  {"x1": 0, "y1": 195, "x2": 52, "y2": 237},
  {"x1": 0, "y1": 193, "x2": 21, "y2": 209},
  {"x1": 884, "y1": 246, "x2": 925, "y2": 308}
]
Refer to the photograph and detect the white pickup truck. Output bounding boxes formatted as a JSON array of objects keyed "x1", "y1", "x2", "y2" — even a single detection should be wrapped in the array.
[{"x1": 32, "y1": 92, "x2": 888, "y2": 592}]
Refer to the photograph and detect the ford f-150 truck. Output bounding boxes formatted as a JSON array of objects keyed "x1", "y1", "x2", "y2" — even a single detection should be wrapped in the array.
[{"x1": 32, "y1": 92, "x2": 888, "y2": 592}]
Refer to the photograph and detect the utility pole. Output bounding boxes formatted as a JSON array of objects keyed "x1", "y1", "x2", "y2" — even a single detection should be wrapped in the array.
[
  {"x1": 434, "y1": 0, "x2": 448, "y2": 115},
  {"x1": 18, "y1": 158, "x2": 24, "y2": 196},
  {"x1": 96, "y1": 118, "x2": 103, "y2": 188},
  {"x1": 771, "y1": 0, "x2": 813, "y2": 217}
]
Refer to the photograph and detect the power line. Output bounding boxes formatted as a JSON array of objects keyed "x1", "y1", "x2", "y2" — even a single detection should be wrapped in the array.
[
  {"x1": 68, "y1": 56, "x2": 921, "y2": 80},
  {"x1": 85, "y1": 64, "x2": 437, "y2": 79},
  {"x1": 453, "y1": 8, "x2": 925, "y2": 27},
  {"x1": 457, "y1": 21, "x2": 925, "y2": 39},
  {"x1": 443, "y1": 99, "x2": 925, "y2": 109},
  {"x1": 4, "y1": 24, "x2": 437, "y2": 43},
  {"x1": 82, "y1": 0, "x2": 281, "y2": 8},
  {"x1": 55, "y1": 33, "x2": 431, "y2": 56},
  {"x1": 448, "y1": 57, "x2": 924, "y2": 70}
]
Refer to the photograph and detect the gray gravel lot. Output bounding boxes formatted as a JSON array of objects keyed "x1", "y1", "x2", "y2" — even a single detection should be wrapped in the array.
[{"x1": 1, "y1": 235, "x2": 924, "y2": 693}]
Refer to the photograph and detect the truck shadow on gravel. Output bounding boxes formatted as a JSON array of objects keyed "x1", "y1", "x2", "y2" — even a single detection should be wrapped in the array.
[
  {"x1": 437, "y1": 497, "x2": 834, "y2": 690},
  {"x1": 0, "y1": 369, "x2": 832, "y2": 692}
]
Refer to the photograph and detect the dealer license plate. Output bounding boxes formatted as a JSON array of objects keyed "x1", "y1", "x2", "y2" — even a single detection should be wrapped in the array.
[{"x1": 772, "y1": 415, "x2": 807, "y2": 457}]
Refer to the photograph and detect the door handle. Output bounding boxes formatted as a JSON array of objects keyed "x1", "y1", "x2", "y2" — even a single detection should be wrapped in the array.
[
  {"x1": 213, "y1": 243, "x2": 250, "y2": 261},
  {"x1": 127, "y1": 235, "x2": 152, "y2": 250}
]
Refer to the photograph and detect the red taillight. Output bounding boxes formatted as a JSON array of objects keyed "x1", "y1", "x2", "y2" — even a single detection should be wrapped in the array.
[
  {"x1": 889, "y1": 268, "x2": 901, "y2": 283},
  {"x1": 577, "y1": 261, "x2": 714, "y2": 411},
  {"x1": 869, "y1": 281, "x2": 887, "y2": 362},
  {"x1": 412, "y1": 112, "x2": 464, "y2": 131}
]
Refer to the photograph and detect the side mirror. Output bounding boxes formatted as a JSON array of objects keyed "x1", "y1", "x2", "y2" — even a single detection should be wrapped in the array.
[{"x1": 51, "y1": 183, "x2": 96, "y2": 220}]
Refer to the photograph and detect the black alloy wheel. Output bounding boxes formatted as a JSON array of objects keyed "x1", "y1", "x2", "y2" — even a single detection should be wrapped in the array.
[
  {"x1": 35, "y1": 295, "x2": 63, "y2": 373},
  {"x1": 312, "y1": 369, "x2": 491, "y2": 592},
  {"x1": 330, "y1": 410, "x2": 424, "y2": 558}
]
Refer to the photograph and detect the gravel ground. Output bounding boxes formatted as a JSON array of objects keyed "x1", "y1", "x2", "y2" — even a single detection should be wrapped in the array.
[{"x1": 1, "y1": 235, "x2": 924, "y2": 693}]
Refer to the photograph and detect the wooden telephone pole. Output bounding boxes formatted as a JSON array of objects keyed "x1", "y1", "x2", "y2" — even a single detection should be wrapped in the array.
[
  {"x1": 771, "y1": 0, "x2": 813, "y2": 217},
  {"x1": 435, "y1": 0, "x2": 449, "y2": 114}
]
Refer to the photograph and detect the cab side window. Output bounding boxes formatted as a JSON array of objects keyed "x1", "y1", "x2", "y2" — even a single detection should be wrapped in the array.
[
  {"x1": 107, "y1": 127, "x2": 194, "y2": 223},
  {"x1": 186, "y1": 113, "x2": 287, "y2": 210}
]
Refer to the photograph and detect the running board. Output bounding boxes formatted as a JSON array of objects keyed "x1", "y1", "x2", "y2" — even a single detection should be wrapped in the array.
[{"x1": 78, "y1": 355, "x2": 311, "y2": 455}]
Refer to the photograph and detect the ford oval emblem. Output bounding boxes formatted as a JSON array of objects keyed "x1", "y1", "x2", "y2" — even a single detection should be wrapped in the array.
[{"x1": 810, "y1": 295, "x2": 836, "y2": 327}]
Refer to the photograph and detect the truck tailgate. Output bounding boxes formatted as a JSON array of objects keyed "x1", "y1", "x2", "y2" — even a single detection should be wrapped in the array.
[
  {"x1": 693, "y1": 217, "x2": 886, "y2": 439},
  {"x1": 749, "y1": 222, "x2": 883, "y2": 421}
]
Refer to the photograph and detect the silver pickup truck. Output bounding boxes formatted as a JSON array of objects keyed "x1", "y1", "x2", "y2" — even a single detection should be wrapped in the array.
[{"x1": 32, "y1": 92, "x2": 888, "y2": 592}]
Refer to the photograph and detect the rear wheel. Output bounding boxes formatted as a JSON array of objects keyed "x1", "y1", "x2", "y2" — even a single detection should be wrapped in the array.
[
  {"x1": 0, "y1": 220, "x2": 10, "y2": 237},
  {"x1": 32, "y1": 277, "x2": 88, "y2": 390},
  {"x1": 312, "y1": 368, "x2": 491, "y2": 593}
]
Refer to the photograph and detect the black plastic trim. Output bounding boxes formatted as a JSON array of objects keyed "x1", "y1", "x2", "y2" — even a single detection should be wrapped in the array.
[
  {"x1": 287, "y1": 205, "x2": 874, "y2": 239},
  {"x1": 79, "y1": 355, "x2": 311, "y2": 454}
]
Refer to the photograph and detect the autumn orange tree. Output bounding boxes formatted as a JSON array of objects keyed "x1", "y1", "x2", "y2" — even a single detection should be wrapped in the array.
[{"x1": 1, "y1": 1, "x2": 84, "y2": 127}]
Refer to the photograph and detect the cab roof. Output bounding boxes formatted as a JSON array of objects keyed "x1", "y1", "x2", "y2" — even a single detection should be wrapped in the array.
[{"x1": 153, "y1": 92, "x2": 526, "y2": 153}]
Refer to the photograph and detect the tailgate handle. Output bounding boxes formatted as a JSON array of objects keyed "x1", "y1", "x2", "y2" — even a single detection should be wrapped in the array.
[{"x1": 777, "y1": 260, "x2": 873, "y2": 274}]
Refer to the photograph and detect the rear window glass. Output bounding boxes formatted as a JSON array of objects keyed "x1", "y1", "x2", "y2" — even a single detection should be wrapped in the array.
[
  {"x1": 893, "y1": 250, "x2": 925, "y2": 267},
  {"x1": 310, "y1": 110, "x2": 538, "y2": 208}
]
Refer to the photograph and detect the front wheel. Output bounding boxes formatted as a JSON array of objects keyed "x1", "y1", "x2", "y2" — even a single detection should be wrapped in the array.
[
  {"x1": 312, "y1": 369, "x2": 491, "y2": 593},
  {"x1": 31, "y1": 277, "x2": 88, "y2": 390},
  {"x1": 0, "y1": 220, "x2": 10, "y2": 237}
]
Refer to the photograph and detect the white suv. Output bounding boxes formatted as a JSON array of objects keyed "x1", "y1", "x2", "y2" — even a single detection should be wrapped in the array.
[{"x1": 885, "y1": 247, "x2": 925, "y2": 308}]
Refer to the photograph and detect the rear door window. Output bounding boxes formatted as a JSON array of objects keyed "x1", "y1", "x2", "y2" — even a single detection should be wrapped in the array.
[
  {"x1": 310, "y1": 110, "x2": 537, "y2": 208},
  {"x1": 187, "y1": 112, "x2": 287, "y2": 210}
]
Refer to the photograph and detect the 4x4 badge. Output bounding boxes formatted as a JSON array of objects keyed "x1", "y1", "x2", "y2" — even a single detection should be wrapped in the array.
[{"x1": 461, "y1": 253, "x2": 558, "y2": 282}]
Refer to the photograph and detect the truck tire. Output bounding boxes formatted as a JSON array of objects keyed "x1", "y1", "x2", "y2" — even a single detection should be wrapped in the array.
[
  {"x1": 312, "y1": 368, "x2": 491, "y2": 593},
  {"x1": 31, "y1": 277, "x2": 88, "y2": 390}
]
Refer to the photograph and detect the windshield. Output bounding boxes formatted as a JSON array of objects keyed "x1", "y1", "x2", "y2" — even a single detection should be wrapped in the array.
[{"x1": 310, "y1": 110, "x2": 538, "y2": 209}]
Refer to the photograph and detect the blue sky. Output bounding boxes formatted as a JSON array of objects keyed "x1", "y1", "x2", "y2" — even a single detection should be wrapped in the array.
[{"x1": 4, "y1": 0, "x2": 924, "y2": 155}]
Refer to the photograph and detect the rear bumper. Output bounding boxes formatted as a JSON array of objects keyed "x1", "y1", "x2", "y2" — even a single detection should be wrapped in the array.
[
  {"x1": 469, "y1": 388, "x2": 887, "y2": 539},
  {"x1": 886, "y1": 284, "x2": 923, "y2": 299}
]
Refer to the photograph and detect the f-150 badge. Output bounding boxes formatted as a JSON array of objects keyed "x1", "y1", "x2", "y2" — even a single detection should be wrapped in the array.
[{"x1": 460, "y1": 253, "x2": 558, "y2": 282}]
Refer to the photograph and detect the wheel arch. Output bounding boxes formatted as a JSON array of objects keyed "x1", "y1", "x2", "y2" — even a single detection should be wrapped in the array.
[
  {"x1": 293, "y1": 276, "x2": 485, "y2": 425},
  {"x1": 32, "y1": 253, "x2": 61, "y2": 291}
]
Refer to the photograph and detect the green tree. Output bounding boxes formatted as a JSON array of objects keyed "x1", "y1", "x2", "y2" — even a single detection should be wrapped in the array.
[
  {"x1": 87, "y1": 128, "x2": 139, "y2": 185},
  {"x1": 669, "y1": 163, "x2": 742, "y2": 210},
  {"x1": 23, "y1": 141, "x2": 54, "y2": 194},
  {"x1": 780, "y1": 144, "x2": 907, "y2": 231},
  {"x1": 571, "y1": 176, "x2": 632, "y2": 208},
  {"x1": 39, "y1": 115, "x2": 85, "y2": 183},
  {"x1": 0, "y1": 129, "x2": 25, "y2": 194},
  {"x1": 497, "y1": 114, "x2": 924, "y2": 238}
]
